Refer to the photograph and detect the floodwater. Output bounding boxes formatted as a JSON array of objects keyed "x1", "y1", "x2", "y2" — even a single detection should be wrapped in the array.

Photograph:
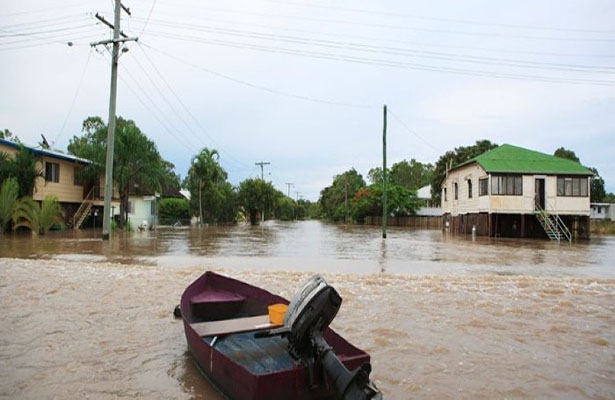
[{"x1": 0, "y1": 221, "x2": 614, "y2": 399}]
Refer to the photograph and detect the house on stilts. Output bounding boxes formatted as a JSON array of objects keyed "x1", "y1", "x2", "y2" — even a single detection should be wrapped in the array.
[{"x1": 441, "y1": 144, "x2": 593, "y2": 241}]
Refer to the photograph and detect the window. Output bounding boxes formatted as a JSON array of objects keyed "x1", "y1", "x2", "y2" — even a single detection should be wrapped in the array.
[
  {"x1": 467, "y1": 179, "x2": 473, "y2": 198},
  {"x1": 150, "y1": 200, "x2": 156, "y2": 215},
  {"x1": 598, "y1": 207, "x2": 602, "y2": 214},
  {"x1": 491, "y1": 175, "x2": 522, "y2": 195},
  {"x1": 479, "y1": 178, "x2": 488, "y2": 196},
  {"x1": 45, "y1": 162, "x2": 60, "y2": 183},
  {"x1": 454, "y1": 182, "x2": 458, "y2": 200},
  {"x1": 443, "y1": 187, "x2": 447, "y2": 202},
  {"x1": 557, "y1": 177, "x2": 588, "y2": 197},
  {"x1": 127, "y1": 201, "x2": 134, "y2": 214}
]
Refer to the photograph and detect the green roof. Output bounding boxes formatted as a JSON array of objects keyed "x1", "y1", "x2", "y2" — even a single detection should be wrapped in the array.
[{"x1": 454, "y1": 144, "x2": 593, "y2": 175}]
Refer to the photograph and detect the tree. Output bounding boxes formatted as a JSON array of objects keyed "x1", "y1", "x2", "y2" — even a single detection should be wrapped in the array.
[
  {"x1": 185, "y1": 148, "x2": 231, "y2": 224},
  {"x1": 13, "y1": 195, "x2": 64, "y2": 235},
  {"x1": 276, "y1": 196, "x2": 296, "y2": 221},
  {"x1": 351, "y1": 183, "x2": 420, "y2": 223},
  {"x1": 431, "y1": 140, "x2": 498, "y2": 205},
  {"x1": 237, "y1": 178, "x2": 277, "y2": 225},
  {"x1": 0, "y1": 129, "x2": 20, "y2": 143},
  {"x1": 390, "y1": 159, "x2": 434, "y2": 190},
  {"x1": 0, "y1": 145, "x2": 43, "y2": 198},
  {"x1": 319, "y1": 168, "x2": 366, "y2": 222},
  {"x1": 553, "y1": 147, "x2": 580, "y2": 162},
  {"x1": 68, "y1": 116, "x2": 174, "y2": 229},
  {"x1": 589, "y1": 167, "x2": 606, "y2": 202},
  {"x1": 0, "y1": 178, "x2": 19, "y2": 234}
]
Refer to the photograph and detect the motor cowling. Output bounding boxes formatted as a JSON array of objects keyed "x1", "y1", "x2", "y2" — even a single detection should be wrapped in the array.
[{"x1": 283, "y1": 275, "x2": 383, "y2": 400}]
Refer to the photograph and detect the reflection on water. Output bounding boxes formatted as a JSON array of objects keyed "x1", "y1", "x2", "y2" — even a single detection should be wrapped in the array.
[
  {"x1": 1, "y1": 221, "x2": 614, "y2": 399},
  {"x1": 1, "y1": 220, "x2": 614, "y2": 277}
]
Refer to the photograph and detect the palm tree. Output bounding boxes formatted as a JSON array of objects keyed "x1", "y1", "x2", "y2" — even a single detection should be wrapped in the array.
[
  {"x1": 13, "y1": 195, "x2": 64, "y2": 235},
  {"x1": 0, "y1": 177, "x2": 19, "y2": 234},
  {"x1": 189, "y1": 148, "x2": 226, "y2": 224}
]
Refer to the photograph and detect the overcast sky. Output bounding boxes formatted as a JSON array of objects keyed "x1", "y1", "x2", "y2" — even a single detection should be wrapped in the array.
[{"x1": 1, "y1": 0, "x2": 614, "y2": 200}]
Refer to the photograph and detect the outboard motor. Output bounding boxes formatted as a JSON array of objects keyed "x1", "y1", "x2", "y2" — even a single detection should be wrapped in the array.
[{"x1": 259, "y1": 275, "x2": 383, "y2": 400}]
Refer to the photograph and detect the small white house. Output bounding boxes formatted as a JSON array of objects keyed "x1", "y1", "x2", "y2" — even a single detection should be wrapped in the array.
[
  {"x1": 127, "y1": 194, "x2": 159, "y2": 229},
  {"x1": 591, "y1": 203, "x2": 614, "y2": 220}
]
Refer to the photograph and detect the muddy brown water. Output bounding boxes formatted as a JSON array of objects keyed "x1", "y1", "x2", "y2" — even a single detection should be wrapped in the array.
[{"x1": 1, "y1": 221, "x2": 614, "y2": 399}]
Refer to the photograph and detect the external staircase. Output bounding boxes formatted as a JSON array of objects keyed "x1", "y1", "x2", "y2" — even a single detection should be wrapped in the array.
[
  {"x1": 72, "y1": 187, "x2": 95, "y2": 230},
  {"x1": 534, "y1": 202, "x2": 572, "y2": 243}
]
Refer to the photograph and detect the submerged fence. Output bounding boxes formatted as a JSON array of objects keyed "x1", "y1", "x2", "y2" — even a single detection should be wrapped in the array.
[{"x1": 365, "y1": 215, "x2": 442, "y2": 229}]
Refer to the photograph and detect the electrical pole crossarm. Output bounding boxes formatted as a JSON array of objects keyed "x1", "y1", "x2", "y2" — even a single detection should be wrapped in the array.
[
  {"x1": 90, "y1": 37, "x2": 138, "y2": 47},
  {"x1": 94, "y1": 13, "x2": 128, "y2": 38}
]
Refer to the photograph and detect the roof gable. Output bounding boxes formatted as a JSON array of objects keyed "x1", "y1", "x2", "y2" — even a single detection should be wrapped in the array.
[{"x1": 454, "y1": 144, "x2": 593, "y2": 175}]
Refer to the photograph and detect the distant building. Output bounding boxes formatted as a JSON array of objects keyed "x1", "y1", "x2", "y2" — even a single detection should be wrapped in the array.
[
  {"x1": 416, "y1": 185, "x2": 442, "y2": 216},
  {"x1": 441, "y1": 144, "x2": 593, "y2": 241},
  {"x1": 0, "y1": 138, "x2": 119, "y2": 229},
  {"x1": 591, "y1": 203, "x2": 614, "y2": 220}
]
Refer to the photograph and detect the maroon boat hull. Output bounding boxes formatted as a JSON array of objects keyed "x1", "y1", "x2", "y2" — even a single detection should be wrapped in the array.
[{"x1": 180, "y1": 271, "x2": 371, "y2": 400}]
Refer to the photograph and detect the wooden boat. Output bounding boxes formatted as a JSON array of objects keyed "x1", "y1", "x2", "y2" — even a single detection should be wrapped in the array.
[{"x1": 180, "y1": 271, "x2": 372, "y2": 400}]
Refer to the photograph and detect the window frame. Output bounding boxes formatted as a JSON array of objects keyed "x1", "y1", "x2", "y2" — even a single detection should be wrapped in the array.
[
  {"x1": 491, "y1": 174, "x2": 523, "y2": 196},
  {"x1": 467, "y1": 179, "x2": 473, "y2": 198},
  {"x1": 45, "y1": 162, "x2": 60, "y2": 183},
  {"x1": 479, "y1": 178, "x2": 488, "y2": 196},
  {"x1": 454, "y1": 182, "x2": 458, "y2": 200},
  {"x1": 556, "y1": 176, "x2": 588, "y2": 197}
]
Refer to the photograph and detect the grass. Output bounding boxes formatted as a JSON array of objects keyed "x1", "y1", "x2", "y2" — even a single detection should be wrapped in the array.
[{"x1": 590, "y1": 219, "x2": 615, "y2": 235}]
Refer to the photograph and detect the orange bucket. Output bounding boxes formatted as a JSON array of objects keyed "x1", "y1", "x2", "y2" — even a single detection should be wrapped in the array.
[{"x1": 268, "y1": 303, "x2": 288, "y2": 325}]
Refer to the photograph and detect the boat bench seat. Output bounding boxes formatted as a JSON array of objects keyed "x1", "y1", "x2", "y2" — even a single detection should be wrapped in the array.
[{"x1": 190, "y1": 290, "x2": 246, "y2": 321}]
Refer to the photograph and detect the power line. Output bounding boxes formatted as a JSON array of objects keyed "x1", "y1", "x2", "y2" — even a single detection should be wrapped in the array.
[
  {"x1": 139, "y1": 0, "x2": 157, "y2": 37},
  {"x1": 141, "y1": 43, "x2": 380, "y2": 107},
  {"x1": 133, "y1": 20, "x2": 615, "y2": 73},
  {"x1": 0, "y1": 13, "x2": 89, "y2": 30},
  {"x1": 154, "y1": 4, "x2": 615, "y2": 43},
  {"x1": 387, "y1": 108, "x2": 443, "y2": 155},
  {"x1": 120, "y1": 62, "x2": 202, "y2": 151},
  {"x1": 120, "y1": 13, "x2": 615, "y2": 59},
  {"x1": 135, "y1": 43, "x2": 252, "y2": 169},
  {"x1": 143, "y1": 31, "x2": 615, "y2": 87},
  {"x1": 51, "y1": 48, "x2": 93, "y2": 147},
  {"x1": 0, "y1": 2, "x2": 84, "y2": 18},
  {"x1": 0, "y1": 32, "x2": 97, "y2": 51},
  {"x1": 0, "y1": 23, "x2": 95, "y2": 38},
  {"x1": 262, "y1": 0, "x2": 615, "y2": 34}
]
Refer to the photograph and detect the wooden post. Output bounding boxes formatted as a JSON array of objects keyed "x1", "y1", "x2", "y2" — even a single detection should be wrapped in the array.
[
  {"x1": 520, "y1": 214, "x2": 525, "y2": 238},
  {"x1": 488, "y1": 213, "x2": 492, "y2": 237}
]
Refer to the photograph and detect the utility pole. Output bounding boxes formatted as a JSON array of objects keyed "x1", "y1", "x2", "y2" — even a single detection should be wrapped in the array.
[
  {"x1": 382, "y1": 104, "x2": 388, "y2": 239},
  {"x1": 255, "y1": 161, "x2": 271, "y2": 180},
  {"x1": 91, "y1": 1, "x2": 137, "y2": 240},
  {"x1": 285, "y1": 182, "x2": 294, "y2": 197}
]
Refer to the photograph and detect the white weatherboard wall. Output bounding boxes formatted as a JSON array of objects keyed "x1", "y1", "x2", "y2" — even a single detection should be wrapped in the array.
[{"x1": 442, "y1": 163, "x2": 487, "y2": 216}]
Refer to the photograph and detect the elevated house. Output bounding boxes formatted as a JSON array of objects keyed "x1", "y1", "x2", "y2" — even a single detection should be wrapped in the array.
[
  {"x1": 441, "y1": 144, "x2": 593, "y2": 241},
  {"x1": 0, "y1": 138, "x2": 119, "y2": 229}
]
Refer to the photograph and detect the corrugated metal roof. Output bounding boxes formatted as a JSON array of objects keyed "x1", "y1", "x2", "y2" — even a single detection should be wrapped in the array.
[
  {"x1": 0, "y1": 138, "x2": 92, "y2": 165},
  {"x1": 453, "y1": 144, "x2": 593, "y2": 175}
]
